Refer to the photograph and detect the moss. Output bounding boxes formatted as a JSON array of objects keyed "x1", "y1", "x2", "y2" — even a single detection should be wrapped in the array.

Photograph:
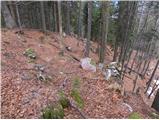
[
  {"x1": 90, "y1": 59, "x2": 96, "y2": 66},
  {"x1": 42, "y1": 103, "x2": 64, "y2": 119},
  {"x1": 71, "y1": 89, "x2": 84, "y2": 109},
  {"x1": 128, "y1": 112, "x2": 142, "y2": 119}
]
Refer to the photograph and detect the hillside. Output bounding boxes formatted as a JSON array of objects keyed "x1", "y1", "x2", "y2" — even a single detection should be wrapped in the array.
[{"x1": 1, "y1": 29, "x2": 158, "y2": 119}]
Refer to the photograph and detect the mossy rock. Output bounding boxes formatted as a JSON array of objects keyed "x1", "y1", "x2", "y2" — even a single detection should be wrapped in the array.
[
  {"x1": 90, "y1": 59, "x2": 96, "y2": 66},
  {"x1": 42, "y1": 103, "x2": 64, "y2": 119},
  {"x1": 128, "y1": 112, "x2": 142, "y2": 119}
]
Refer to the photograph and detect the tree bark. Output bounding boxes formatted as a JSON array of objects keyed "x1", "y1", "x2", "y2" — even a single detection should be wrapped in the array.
[
  {"x1": 53, "y1": 2, "x2": 58, "y2": 32},
  {"x1": 58, "y1": 1, "x2": 64, "y2": 56},
  {"x1": 1, "y1": 1, "x2": 17, "y2": 28},
  {"x1": 145, "y1": 60, "x2": 159, "y2": 94},
  {"x1": 66, "y1": 1, "x2": 71, "y2": 35},
  {"x1": 84, "y1": 1, "x2": 92, "y2": 57},
  {"x1": 151, "y1": 89, "x2": 159, "y2": 112},
  {"x1": 40, "y1": 1, "x2": 46, "y2": 33},
  {"x1": 15, "y1": 4, "x2": 22, "y2": 31},
  {"x1": 99, "y1": 1, "x2": 109, "y2": 63}
]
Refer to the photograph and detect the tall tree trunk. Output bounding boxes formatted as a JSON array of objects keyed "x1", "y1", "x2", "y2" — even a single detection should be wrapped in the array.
[
  {"x1": 58, "y1": 1, "x2": 64, "y2": 56},
  {"x1": 15, "y1": 4, "x2": 22, "y2": 32},
  {"x1": 145, "y1": 60, "x2": 159, "y2": 94},
  {"x1": 40, "y1": 1, "x2": 46, "y2": 33},
  {"x1": 151, "y1": 89, "x2": 159, "y2": 112},
  {"x1": 1, "y1": 1, "x2": 17, "y2": 28},
  {"x1": 54, "y1": 2, "x2": 58, "y2": 32},
  {"x1": 132, "y1": 52, "x2": 144, "y2": 93},
  {"x1": 78, "y1": 1, "x2": 83, "y2": 38},
  {"x1": 84, "y1": 1, "x2": 92, "y2": 57},
  {"x1": 8, "y1": 1, "x2": 16, "y2": 22},
  {"x1": 66, "y1": 1, "x2": 71, "y2": 35},
  {"x1": 99, "y1": 1, "x2": 109, "y2": 63}
]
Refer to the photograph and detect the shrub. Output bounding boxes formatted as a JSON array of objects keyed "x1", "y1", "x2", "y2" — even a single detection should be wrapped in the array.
[
  {"x1": 58, "y1": 90, "x2": 70, "y2": 108},
  {"x1": 128, "y1": 112, "x2": 142, "y2": 119},
  {"x1": 23, "y1": 48, "x2": 36, "y2": 59},
  {"x1": 71, "y1": 89, "x2": 84, "y2": 109},
  {"x1": 42, "y1": 103, "x2": 64, "y2": 119}
]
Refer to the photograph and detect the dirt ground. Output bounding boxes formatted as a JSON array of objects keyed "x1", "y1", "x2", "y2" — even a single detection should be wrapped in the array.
[{"x1": 1, "y1": 29, "x2": 158, "y2": 118}]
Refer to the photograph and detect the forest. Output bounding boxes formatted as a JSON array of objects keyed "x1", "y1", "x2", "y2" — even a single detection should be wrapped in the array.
[{"x1": 1, "y1": 0, "x2": 159, "y2": 119}]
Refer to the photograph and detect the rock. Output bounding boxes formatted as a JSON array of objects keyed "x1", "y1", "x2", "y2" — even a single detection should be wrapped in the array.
[
  {"x1": 98, "y1": 63, "x2": 104, "y2": 70},
  {"x1": 103, "y1": 69, "x2": 112, "y2": 80},
  {"x1": 80, "y1": 57, "x2": 96, "y2": 72},
  {"x1": 21, "y1": 72, "x2": 33, "y2": 80},
  {"x1": 122, "y1": 103, "x2": 133, "y2": 113}
]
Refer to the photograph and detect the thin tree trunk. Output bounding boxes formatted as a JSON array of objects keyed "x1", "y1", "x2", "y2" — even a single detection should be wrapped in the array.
[
  {"x1": 40, "y1": 1, "x2": 46, "y2": 33},
  {"x1": 66, "y1": 1, "x2": 71, "y2": 35},
  {"x1": 78, "y1": 1, "x2": 83, "y2": 38},
  {"x1": 151, "y1": 89, "x2": 159, "y2": 112},
  {"x1": 99, "y1": 2, "x2": 109, "y2": 63},
  {"x1": 54, "y1": 2, "x2": 58, "y2": 32},
  {"x1": 58, "y1": 1, "x2": 64, "y2": 56},
  {"x1": 145, "y1": 60, "x2": 159, "y2": 94},
  {"x1": 15, "y1": 4, "x2": 22, "y2": 32},
  {"x1": 132, "y1": 54, "x2": 144, "y2": 93},
  {"x1": 84, "y1": 1, "x2": 92, "y2": 57}
]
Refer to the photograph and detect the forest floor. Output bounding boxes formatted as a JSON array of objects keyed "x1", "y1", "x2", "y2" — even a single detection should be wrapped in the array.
[{"x1": 1, "y1": 29, "x2": 158, "y2": 119}]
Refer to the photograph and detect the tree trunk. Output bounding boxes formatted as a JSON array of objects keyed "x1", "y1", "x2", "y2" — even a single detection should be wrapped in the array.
[
  {"x1": 78, "y1": 1, "x2": 83, "y2": 38},
  {"x1": 132, "y1": 55, "x2": 143, "y2": 93},
  {"x1": 151, "y1": 89, "x2": 159, "y2": 112},
  {"x1": 99, "y1": 1, "x2": 109, "y2": 63},
  {"x1": 53, "y1": 2, "x2": 58, "y2": 32},
  {"x1": 8, "y1": 1, "x2": 16, "y2": 22},
  {"x1": 15, "y1": 4, "x2": 22, "y2": 31},
  {"x1": 66, "y1": 1, "x2": 71, "y2": 35},
  {"x1": 145, "y1": 60, "x2": 159, "y2": 94},
  {"x1": 40, "y1": 1, "x2": 46, "y2": 33},
  {"x1": 58, "y1": 1, "x2": 64, "y2": 56},
  {"x1": 1, "y1": 1, "x2": 17, "y2": 28},
  {"x1": 84, "y1": 1, "x2": 92, "y2": 57}
]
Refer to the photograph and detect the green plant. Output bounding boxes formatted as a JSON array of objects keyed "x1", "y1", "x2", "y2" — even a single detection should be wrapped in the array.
[
  {"x1": 128, "y1": 112, "x2": 142, "y2": 119},
  {"x1": 71, "y1": 89, "x2": 84, "y2": 109},
  {"x1": 72, "y1": 77, "x2": 81, "y2": 89},
  {"x1": 58, "y1": 90, "x2": 70, "y2": 108},
  {"x1": 23, "y1": 48, "x2": 36, "y2": 59},
  {"x1": 42, "y1": 103, "x2": 64, "y2": 119}
]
